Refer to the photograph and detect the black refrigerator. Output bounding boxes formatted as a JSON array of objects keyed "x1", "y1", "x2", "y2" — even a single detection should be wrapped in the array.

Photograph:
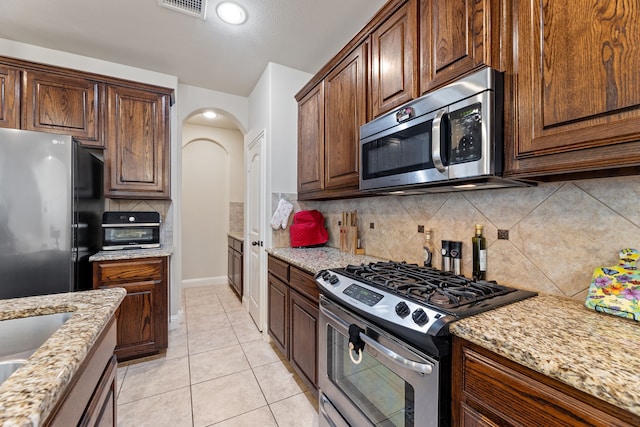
[{"x1": 0, "y1": 128, "x2": 103, "y2": 299}]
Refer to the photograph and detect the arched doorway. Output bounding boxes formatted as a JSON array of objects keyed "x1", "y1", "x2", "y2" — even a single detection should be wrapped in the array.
[{"x1": 181, "y1": 112, "x2": 245, "y2": 287}]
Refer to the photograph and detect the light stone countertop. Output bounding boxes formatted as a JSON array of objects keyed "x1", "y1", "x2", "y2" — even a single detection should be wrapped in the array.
[
  {"x1": 266, "y1": 246, "x2": 385, "y2": 275},
  {"x1": 228, "y1": 232, "x2": 244, "y2": 242},
  {"x1": 89, "y1": 246, "x2": 173, "y2": 262},
  {"x1": 0, "y1": 288, "x2": 126, "y2": 426},
  {"x1": 450, "y1": 295, "x2": 640, "y2": 418}
]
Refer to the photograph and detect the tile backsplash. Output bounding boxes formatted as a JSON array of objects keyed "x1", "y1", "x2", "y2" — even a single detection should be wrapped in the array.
[
  {"x1": 229, "y1": 202, "x2": 244, "y2": 234},
  {"x1": 273, "y1": 175, "x2": 640, "y2": 300}
]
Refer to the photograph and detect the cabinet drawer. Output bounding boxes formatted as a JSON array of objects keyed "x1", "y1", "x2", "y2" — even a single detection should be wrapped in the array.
[
  {"x1": 290, "y1": 267, "x2": 319, "y2": 303},
  {"x1": 268, "y1": 255, "x2": 289, "y2": 282},
  {"x1": 94, "y1": 258, "x2": 164, "y2": 283}
]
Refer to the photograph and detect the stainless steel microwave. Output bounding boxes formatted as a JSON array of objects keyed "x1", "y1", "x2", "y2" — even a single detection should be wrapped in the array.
[
  {"x1": 359, "y1": 67, "x2": 530, "y2": 193},
  {"x1": 101, "y1": 211, "x2": 161, "y2": 250}
]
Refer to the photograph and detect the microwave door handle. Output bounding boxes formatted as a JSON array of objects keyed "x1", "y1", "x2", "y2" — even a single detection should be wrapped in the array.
[{"x1": 432, "y1": 109, "x2": 447, "y2": 173}]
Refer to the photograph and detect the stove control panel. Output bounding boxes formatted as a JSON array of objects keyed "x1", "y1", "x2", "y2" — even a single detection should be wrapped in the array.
[{"x1": 316, "y1": 270, "x2": 444, "y2": 334}]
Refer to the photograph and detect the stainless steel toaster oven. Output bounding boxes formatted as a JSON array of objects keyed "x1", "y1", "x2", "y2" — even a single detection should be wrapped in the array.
[{"x1": 101, "y1": 211, "x2": 161, "y2": 250}]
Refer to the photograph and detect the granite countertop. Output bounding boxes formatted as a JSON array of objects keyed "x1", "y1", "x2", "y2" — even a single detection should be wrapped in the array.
[
  {"x1": 228, "y1": 232, "x2": 244, "y2": 242},
  {"x1": 0, "y1": 288, "x2": 126, "y2": 426},
  {"x1": 89, "y1": 246, "x2": 173, "y2": 262},
  {"x1": 450, "y1": 295, "x2": 640, "y2": 417},
  {"x1": 266, "y1": 246, "x2": 385, "y2": 275}
]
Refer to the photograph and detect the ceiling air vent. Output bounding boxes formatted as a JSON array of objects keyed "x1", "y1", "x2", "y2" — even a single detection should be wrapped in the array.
[{"x1": 158, "y1": 0, "x2": 207, "y2": 19}]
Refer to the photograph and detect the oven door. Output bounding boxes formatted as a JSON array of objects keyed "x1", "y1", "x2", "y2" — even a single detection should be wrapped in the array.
[
  {"x1": 101, "y1": 225, "x2": 160, "y2": 250},
  {"x1": 319, "y1": 296, "x2": 441, "y2": 427}
]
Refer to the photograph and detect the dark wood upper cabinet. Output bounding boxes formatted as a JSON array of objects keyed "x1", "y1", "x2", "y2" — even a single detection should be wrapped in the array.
[
  {"x1": 0, "y1": 65, "x2": 20, "y2": 129},
  {"x1": 324, "y1": 42, "x2": 367, "y2": 190},
  {"x1": 22, "y1": 70, "x2": 103, "y2": 147},
  {"x1": 297, "y1": 82, "x2": 325, "y2": 194},
  {"x1": 505, "y1": 0, "x2": 640, "y2": 178},
  {"x1": 370, "y1": 0, "x2": 418, "y2": 117},
  {"x1": 105, "y1": 85, "x2": 171, "y2": 199},
  {"x1": 419, "y1": 0, "x2": 500, "y2": 93}
]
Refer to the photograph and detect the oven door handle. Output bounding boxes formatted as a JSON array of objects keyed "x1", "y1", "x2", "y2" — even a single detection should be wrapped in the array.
[
  {"x1": 321, "y1": 303, "x2": 433, "y2": 375},
  {"x1": 358, "y1": 332, "x2": 433, "y2": 375},
  {"x1": 432, "y1": 108, "x2": 448, "y2": 174}
]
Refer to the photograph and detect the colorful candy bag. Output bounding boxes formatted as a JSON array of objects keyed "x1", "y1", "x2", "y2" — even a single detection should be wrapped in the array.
[{"x1": 585, "y1": 248, "x2": 640, "y2": 321}]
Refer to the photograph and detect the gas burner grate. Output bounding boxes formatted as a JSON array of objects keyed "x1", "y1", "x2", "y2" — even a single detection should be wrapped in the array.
[{"x1": 340, "y1": 261, "x2": 514, "y2": 308}]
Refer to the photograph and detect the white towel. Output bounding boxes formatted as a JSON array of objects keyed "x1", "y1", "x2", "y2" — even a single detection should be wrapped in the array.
[{"x1": 271, "y1": 199, "x2": 293, "y2": 230}]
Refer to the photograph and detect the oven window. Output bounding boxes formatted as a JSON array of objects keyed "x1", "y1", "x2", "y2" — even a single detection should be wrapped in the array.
[
  {"x1": 104, "y1": 228, "x2": 155, "y2": 243},
  {"x1": 327, "y1": 325, "x2": 415, "y2": 426},
  {"x1": 362, "y1": 121, "x2": 434, "y2": 180}
]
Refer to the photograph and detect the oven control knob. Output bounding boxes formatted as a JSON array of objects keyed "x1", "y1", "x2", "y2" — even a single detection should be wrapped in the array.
[
  {"x1": 329, "y1": 275, "x2": 339, "y2": 285},
  {"x1": 412, "y1": 309, "x2": 429, "y2": 326},
  {"x1": 395, "y1": 302, "x2": 410, "y2": 318},
  {"x1": 321, "y1": 271, "x2": 331, "y2": 281}
]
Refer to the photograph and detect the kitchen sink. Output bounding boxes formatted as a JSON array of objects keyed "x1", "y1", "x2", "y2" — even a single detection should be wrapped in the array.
[
  {"x1": 0, "y1": 360, "x2": 27, "y2": 385},
  {"x1": 0, "y1": 312, "x2": 74, "y2": 384}
]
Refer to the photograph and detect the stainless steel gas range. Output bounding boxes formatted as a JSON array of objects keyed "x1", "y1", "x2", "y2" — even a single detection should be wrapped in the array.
[{"x1": 316, "y1": 261, "x2": 537, "y2": 427}]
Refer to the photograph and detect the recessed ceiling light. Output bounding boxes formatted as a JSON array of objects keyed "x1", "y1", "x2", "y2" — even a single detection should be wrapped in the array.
[
  {"x1": 216, "y1": 2, "x2": 246, "y2": 25},
  {"x1": 202, "y1": 111, "x2": 217, "y2": 119}
]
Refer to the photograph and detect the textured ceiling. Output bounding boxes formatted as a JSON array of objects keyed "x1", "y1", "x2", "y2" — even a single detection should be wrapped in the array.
[{"x1": 0, "y1": 0, "x2": 387, "y2": 97}]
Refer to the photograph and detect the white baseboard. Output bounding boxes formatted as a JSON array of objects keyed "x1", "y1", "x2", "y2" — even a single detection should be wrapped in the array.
[
  {"x1": 181, "y1": 276, "x2": 228, "y2": 288},
  {"x1": 169, "y1": 309, "x2": 184, "y2": 330}
]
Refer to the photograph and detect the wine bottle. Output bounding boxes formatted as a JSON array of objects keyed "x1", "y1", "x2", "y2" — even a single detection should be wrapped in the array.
[
  {"x1": 472, "y1": 224, "x2": 487, "y2": 280},
  {"x1": 423, "y1": 229, "x2": 434, "y2": 267}
]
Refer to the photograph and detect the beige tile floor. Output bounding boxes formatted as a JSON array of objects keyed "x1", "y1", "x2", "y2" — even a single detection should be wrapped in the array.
[{"x1": 115, "y1": 284, "x2": 319, "y2": 427}]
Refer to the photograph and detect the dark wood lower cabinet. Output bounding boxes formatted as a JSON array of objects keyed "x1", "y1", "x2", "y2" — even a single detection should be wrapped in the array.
[
  {"x1": 452, "y1": 336, "x2": 640, "y2": 427},
  {"x1": 46, "y1": 317, "x2": 118, "y2": 426},
  {"x1": 267, "y1": 254, "x2": 319, "y2": 395},
  {"x1": 227, "y1": 236, "x2": 243, "y2": 298},
  {"x1": 290, "y1": 289, "x2": 318, "y2": 392},
  {"x1": 267, "y1": 272, "x2": 289, "y2": 356},
  {"x1": 93, "y1": 257, "x2": 168, "y2": 361}
]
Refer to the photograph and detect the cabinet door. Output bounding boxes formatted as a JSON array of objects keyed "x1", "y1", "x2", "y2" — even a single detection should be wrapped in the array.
[
  {"x1": 79, "y1": 355, "x2": 117, "y2": 427},
  {"x1": 0, "y1": 65, "x2": 20, "y2": 129},
  {"x1": 289, "y1": 289, "x2": 319, "y2": 394},
  {"x1": 267, "y1": 273, "x2": 289, "y2": 357},
  {"x1": 109, "y1": 280, "x2": 157, "y2": 359},
  {"x1": 232, "y1": 249, "x2": 242, "y2": 297},
  {"x1": 297, "y1": 83, "x2": 325, "y2": 194},
  {"x1": 507, "y1": 0, "x2": 640, "y2": 178},
  {"x1": 227, "y1": 245, "x2": 234, "y2": 285},
  {"x1": 371, "y1": 0, "x2": 418, "y2": 117},
  {"x1": 324, "y1": 43, "x2": 367, "y2": 190},
  {"x1": 22, "y1": 70, "x2": 103, "y2": 147},
  {"x1": 420, "y1": 0, "x2": 498, "y2": 93},
  {"x1": 106, "y1": 85, "x2": 170, "y2": 198}
]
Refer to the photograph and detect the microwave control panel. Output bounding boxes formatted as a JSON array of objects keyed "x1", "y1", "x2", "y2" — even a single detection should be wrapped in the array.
[{"x1": 449, "y1": 102, "x2": 482, "y2": 164}]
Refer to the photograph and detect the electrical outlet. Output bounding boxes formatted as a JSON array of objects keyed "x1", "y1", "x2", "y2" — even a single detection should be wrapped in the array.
[
  {"x1": 370, "y1": 222, "x2": 375, "y2": 229},
  {"x1": 497, "y1": 229, "x2": 509, "y2": 240},
  {"x1": 418, "y1": 225, "x2": 424, "y2": 233}
]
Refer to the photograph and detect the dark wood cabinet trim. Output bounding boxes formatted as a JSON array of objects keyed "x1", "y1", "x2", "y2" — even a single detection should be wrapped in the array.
[{"x1": 452, "y1": 337, "x2": 640, "y2": 427}]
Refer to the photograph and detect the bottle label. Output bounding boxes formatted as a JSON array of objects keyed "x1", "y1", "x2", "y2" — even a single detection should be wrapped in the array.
[
  {"x1": 423, "y1": 248, "x2": 432, "y2": 267},
  {"x1": 479, "y1": 250, "x2": 487, "y2": 271}
]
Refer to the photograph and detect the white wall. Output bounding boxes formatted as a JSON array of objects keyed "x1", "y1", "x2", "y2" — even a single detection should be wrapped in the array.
[
  {"x1": 178, "y1": 84, "x2": 249, "y2": 133},
  {"x1": 181, "y1": 124, "x2": 244, "y2": 283},
  {"x1": 245, "y1": 62, "x2": 311, "y2": 330},
  {"x1": 248, "y1": 62, "x2": 312, "y2": 196}
]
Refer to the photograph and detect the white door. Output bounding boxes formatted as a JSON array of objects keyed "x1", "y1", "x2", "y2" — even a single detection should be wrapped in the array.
[{"x1": 246, "y1": 133, "x2": 265, "y2": 328}]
